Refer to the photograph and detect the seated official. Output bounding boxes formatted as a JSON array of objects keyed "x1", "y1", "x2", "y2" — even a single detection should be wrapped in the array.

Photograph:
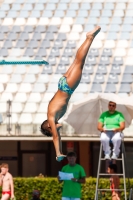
[{"x1": 97, "y1": 101, "x2": 125, "y2": 160}]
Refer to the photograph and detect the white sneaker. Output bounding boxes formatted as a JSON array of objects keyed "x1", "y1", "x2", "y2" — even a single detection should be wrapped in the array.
[
  {"x1": 111, "y1": 154, "x2": 118, "y2": 160},
  {"x1": 104, "y1": 154, "x2": 110, "y2": 160}
]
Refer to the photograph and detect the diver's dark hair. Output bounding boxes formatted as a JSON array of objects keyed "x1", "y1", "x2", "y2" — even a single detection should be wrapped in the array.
[
  {"x1": 108, "y1": 163, "x2": 117, "y2": 173},
  {"x1": 40, "y1": 120, "x2": 52, "y2": 137},
  {"x1": 67, "y1": 152, "x2": 77, "y2": 158}
]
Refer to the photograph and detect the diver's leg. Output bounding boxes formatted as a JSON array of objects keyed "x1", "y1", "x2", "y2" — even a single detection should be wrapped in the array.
[
  {"x1": 64, "y1": 26, "x2": 101, "y2": 90},
  {"x1": 56, "y1": 131, "x2": 66, "y2": 162}
]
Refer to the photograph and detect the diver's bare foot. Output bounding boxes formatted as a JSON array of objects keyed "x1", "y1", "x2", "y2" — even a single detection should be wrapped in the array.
[{"x1": 86, "y1": 26, "x2": 101, "y2": 39}]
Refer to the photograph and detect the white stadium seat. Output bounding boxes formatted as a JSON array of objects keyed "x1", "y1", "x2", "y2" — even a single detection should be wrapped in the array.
[
  {"x1": 14, "y1": 93, "x2": 27, "y2": 102},
  {"x1": 38, "y1": 17, "x2": 49, "y2": 25},
  {"x1": 2, "y1": 18, "x2": 14, "y2": 25},
  {"x1": 23, "y1": 102, "x2": 37, "y2": 113},
  {"x1": 12, "y1": 102, "x2": 23, "y2": 113},
  {"x1": 19, "y1": 113, "x2": 32, "y2": 124},
  {"x1": 14, "y1": 18, "x2": 26, "y2": 25},
  {"x1": 11, "y1": 113, "x2": 19, "y2": 124},
  {"x1": 0, "y1": 93, "x2": 13, "y2": 101},
  {"x1": 33, "y1": 113, "x2": 47, "y2": 124},
  {"x1": 0, "y1": 74, "x2": 9, "y2": 83},
  {"x1": 42, "y1": 93, "x2": 54, "y2": 102},
  {"x1": 28, "y1": 93, "x2": 41, "y2": 102},
  {"x1": 19, "y1": 83, "x2": 32, "y2": 93},
  {"x1": 37, "y1": 102, "x2": 48, "y2": 113},
  {"x1": 0, "y1": 103, "x2": 7, "y2": 113},
  {"x1": 5, "y1": 83, "x2": 18, "y2": 93}
]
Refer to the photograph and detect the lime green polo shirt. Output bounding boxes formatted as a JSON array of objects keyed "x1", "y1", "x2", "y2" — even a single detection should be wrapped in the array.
[
  {"x1": 98, "y1": 111, "x2": 125, "y2": 129},
  {"x1": 61, "y1": 164, "x2": 86, "y2": 198}
]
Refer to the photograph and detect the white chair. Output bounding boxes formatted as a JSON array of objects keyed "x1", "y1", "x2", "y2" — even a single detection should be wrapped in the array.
[
  {"x1": 125, "y1": 57, "x2": 133, "y2": 65},
  {"x1": 23, "y1": 102, "x2": 37, "y2": 113},
  {"x1": 90, "y1": 40, "x2": 103, "y2": 48},
  {"x1": 46, "y1": 83, "x2": 58, "y2": 92},
  {"x1": 10, "y1": 74, "x2": 22, "y2": 83},
  {"x1": 23, "y1": 74, "x2": 36, "y2": 83},
  {"x1": 14, "y1": 65, "x2": 26, "y2": 74},
  {"x1": 118, "y1": 93, "x2": 129, "y2": 98},
  {"x1": 114, "y1": 48, "x2": 126, "y2": 57},
  {"x1": 2, "y1": 18, "x2": 14, "y2": 25},
  {"x1": 4, "y1": 0, "x2": 15, "y2": 3},
  {"x1": 1, "y1": 3, "x2": 12, "y2": 9},
  {"x1": 32, "y1": 83, "x2": 46, "y2": 93},
  {"x1": 0, "y1": 103, "x2": 7, "y2": 113},
  {"x1": 1, "y1": 65, "x2": 13, "y2": 74},
  {"x1": 10, "y1": 48, "x2": 22, "y2": 57},
  {"x1": 117, "y1": 40, "x2": 128, "y2": 48},
  {"x1": 26, "y1": 17, "x2": 38, "y2": 25},
  {"x1": 104, "y1": 40, "x2": 116, "y2": 48},
  {"x1": 116, "y1": 3, "x2": 126, "y2": 9},
  {"x1": 19, "y1": 113, "x2": 32, "y2": 124},
  {"x1": 95, "y1": 32, "x2": 105, "y2": 40},
  {"x1": 127, "y1": 2, "x2": 133, "y2": 9},
  {"x1": 28, "y1": 65, "x2": 40, "y2": 74},
  {"x1": 34, "y1": 3, "x2": 45, "y2": 10},
  {"x1": 71, "y1": 24, "x2": 83, "y2": 33},
  {"x1": 42, "y1": 92, "x2": 54, "y2": 101},
  {"x1": 127, "y1": 48, "x2": 133, "y2": 56},
  {"x1": 106, "y1": 0, "x2": 116, "y2": 2},
  {"x1": 68, "y1": 32, "x2": 80, "y2": 40},
  {"x1": 69, "y1": 3, "x2": 79, "y2": 10},
  {"x1": 22, "y1": 3, "x2": 33, "y2": 10},
  {"x1": 50, "y1": 17, "x2": 62, "y2": 25},
  {"x1": 28, "y1": 93, "x2": 41, "y2": 102},
  {"x1": 11, "y1": 3, "x2": 21, "y2": 10},
  {"x1": 70, "y1": 93, "x2": 85, "y2": 102},
  {"x1": 14, "y1": 93, "x2": 27, "y2": 102},
  {"x1": 37, "y1": 74, "x2": 49, "y2": 84},
  {"x1": 38, "y1": 17, "x2": 49, "y2": 25},
  {"x1": 59, "y1": 25, "x2": 70, "y2": 33},
  {"x1": 33, "y1": 113, "x2": 47, "y2": 124},
  {"x1": 51, "y1": 74, "x2": 62, "y2": 83},
  {"x1": 0, "y1": 113, "x2": 2, "y2": 123},
  {"x1": 0, "y1": 84, "x2": 4, "y2": 93},
  {"x1": 5, "y1": 83, "x2": 18, "y2": 93},
  {"x1": 0, "y1": 74, "x2": 9, "y2": 83},
  {"x1": 14, "y1": 18, "x2": 26, "y2": 25},
  {"x1": 45, "y1": 3, "x2": 56, "y2": 10},
  {"x1": 19, "y1": 83, "x2": 32, "y2": 93},
  {"x1": 114, "y1": 10, "x2": 124, "y2": 17},
  {"x1": 62, "y1": 17, "x2": 74, "y2": 25},
  {"x1": 57, "y1": 3, "x2": 68, "y2": 10},
  {"x1": 125, "y1": 10, "x2": 133, "y2": 17},
  {"x1": 0, "y1": 92, "x2": 13, "y2": 101},
  {"x1": 117, "y1": 0, "x2": 128, "y2": 2},
  {"x1": 73, "y1": 0, "x2": 84, "y2": 2},
  {"x1": 11, "y1": 113, "x2": 19, "y2": 124},
  {"x1": 12, "y1": 102, "x2": 22, "y2": 113},
  {"x1": 37, "y1": 102, "x2": 48, "y2": 113},
  {"x1": 75, "y1": 84, "x2": 88, "y2": 93}
]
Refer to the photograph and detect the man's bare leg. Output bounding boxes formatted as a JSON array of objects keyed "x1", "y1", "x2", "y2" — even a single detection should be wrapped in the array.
[
  {"x1": 65, "y1": 26, "x2": 101, "y2": 90},
  {"x1": 1, "y1": 194, "x2": 10, "y2": 200}
]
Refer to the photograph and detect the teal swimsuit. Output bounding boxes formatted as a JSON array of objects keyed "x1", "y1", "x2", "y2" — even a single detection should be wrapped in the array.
[{"x1": 58, "y1": 76, "x2": 74, "y2": 95}]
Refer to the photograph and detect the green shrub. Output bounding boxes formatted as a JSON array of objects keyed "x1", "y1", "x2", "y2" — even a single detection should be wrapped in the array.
[{"x1": 0, "y1": 177, "x2": 132, "y2": 200}]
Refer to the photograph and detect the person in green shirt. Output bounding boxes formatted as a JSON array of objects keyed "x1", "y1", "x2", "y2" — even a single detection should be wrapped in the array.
[
  {"x1": 58, "y1": 152, "x2": 86, "y2": 200},
  {"x1": 97, "y1": 101, "x2": 125, "y2": 160}
]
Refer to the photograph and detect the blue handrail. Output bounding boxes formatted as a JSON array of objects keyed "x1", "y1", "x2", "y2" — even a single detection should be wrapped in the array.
[{"x1": 0, "y1": 60, "x2": 49, "y2": 65}]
